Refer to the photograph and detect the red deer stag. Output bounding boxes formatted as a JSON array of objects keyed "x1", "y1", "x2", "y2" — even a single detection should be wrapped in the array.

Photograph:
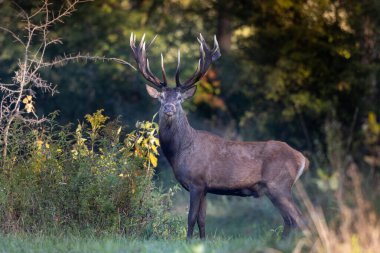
[{"x1": 130, "y1": 33, "x2": 309, "y2": 239}]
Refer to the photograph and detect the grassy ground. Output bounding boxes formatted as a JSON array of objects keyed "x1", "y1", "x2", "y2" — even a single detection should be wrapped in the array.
[
  {"x1": 0, "y1": 234, "x2": 297, "y2": 253},
  {"x1": 0, "y1": 200, "x2": 294, "y2": 253},
  {"x1": 0, "y1": 168, "x2": 298, "y2": 253}
]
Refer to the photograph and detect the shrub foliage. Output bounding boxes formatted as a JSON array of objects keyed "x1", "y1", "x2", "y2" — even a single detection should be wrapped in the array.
[{"x1": 0, "y1": 110, "x2": 180, "y2": 237}]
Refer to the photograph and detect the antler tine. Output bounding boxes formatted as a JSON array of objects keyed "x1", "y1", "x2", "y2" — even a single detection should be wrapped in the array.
[
  {"x1": 142, "y1": 41, "x2": 146, "y2": 58},
  {"x1": 147, "y1": 35, "x2": 158, "y2": 50},
  {"x1": 198, "y1": 33, "x2": 210, "y2": 51},
  {"x1": 130, "y1": 32, "x2": 137, "y2": 55},
  {"x1": 181, "y1": 59, "x2": 201, "y2": 91},
  {"x1": 139, "y1": 33, "x2": 146, "y2": 49},
  {"x1": 146, "y1": 59, "x2": 160, "y2": 84},
  {"x1": 212, "y1": 35, "x2": 221, "y2": 61},
  {"x1": 199, "y1": 42, "x2": 206, "y2": 72},
  {"x1": 161, "y1": 53, "x2": 168, "y2": 84},
  {"x1": 213, "y1": 35, "x2": 219, "y2": 52},
  {"x1": 175, "y1": 50, "x2": 181, "y2": 87},
  {"x1": 179, "y1": 34, "x2": 221, "y2": 90},
  {"x1": 130, "y1": 32, "x2": 134, "y2": 48},
  {"x1": 130, "y1": 33, "x2": 165, "y2": 89}
]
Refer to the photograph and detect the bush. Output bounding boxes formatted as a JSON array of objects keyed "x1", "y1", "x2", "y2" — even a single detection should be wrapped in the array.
[{"x1": 0, "y1": 110, "x2": 181, "y2": 237}]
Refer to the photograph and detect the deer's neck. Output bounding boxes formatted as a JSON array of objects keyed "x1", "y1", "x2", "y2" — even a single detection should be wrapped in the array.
[{"x1": 158, "y1": 108, "x2": 195, "y2": 166}]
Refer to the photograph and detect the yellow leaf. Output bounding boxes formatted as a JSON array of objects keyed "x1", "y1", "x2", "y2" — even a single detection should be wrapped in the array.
[
  {"x1": 36, "y1": 140, "x2": 43, "y2": 150},
  {"x1": 22, "y1": 97, "x2": 29, "y2": 104},
  {"x1": 135, "y1": 147, "x2": 143, "y2": 157},
  {"x1": 149, "y1": 153, "x2": 158, "y2": 167},
  {"x1": 25, "y1": 103, "x2": 34, "y2": 113},
  {"x1": 142, "y1": 138, "x2": 149, "y2": 148},
  {"x1": 27, "y1": 95, "x2": 32, "y2": 101},
  {"x1": 152, "y1": 137, "x2": 160, "y2": 146},
  {"x1": 151, "y1": 144, "x2": 158, "y2": 155}
]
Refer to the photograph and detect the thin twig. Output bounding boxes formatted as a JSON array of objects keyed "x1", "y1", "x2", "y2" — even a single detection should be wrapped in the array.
[
  {"x1": 40, "y1": 54, "x2": 136, "y2": 70},
  {"x1": 0, "y1": 27, "x2": 25, "y2": 46}
]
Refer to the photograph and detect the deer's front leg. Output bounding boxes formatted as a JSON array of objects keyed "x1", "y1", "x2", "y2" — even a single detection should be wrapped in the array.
[
  {"x1": 187, "y1": 187, "x2": 203, "y2": 239},
  {"x1": 197, "y1": 193, "x2": 207, "y2": 239}
]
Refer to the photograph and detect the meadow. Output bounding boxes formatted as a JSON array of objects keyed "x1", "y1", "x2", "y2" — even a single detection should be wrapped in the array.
[
  {"x1": 0, "y1": 235, "x2": 284, "y2": 253},
  {"x1": 0, "y1": 190, "x2": 295, "y2": 253}
]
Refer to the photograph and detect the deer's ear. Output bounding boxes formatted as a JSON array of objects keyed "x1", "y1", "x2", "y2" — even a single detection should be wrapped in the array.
[
  {"x1": 182, "y1": 86, "x2": 197, "y2": 100},
  {"x1": 146, "y1": 84, "x2": 160, "y2": 99}
]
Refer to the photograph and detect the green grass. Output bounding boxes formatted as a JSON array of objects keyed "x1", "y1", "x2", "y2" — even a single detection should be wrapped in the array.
[
  {"x1": 0, "y1": 234, "x2": 297, "y2": 253},
  {"x1": 0, "y1": 190, "x2": 297, "y2": 253}
]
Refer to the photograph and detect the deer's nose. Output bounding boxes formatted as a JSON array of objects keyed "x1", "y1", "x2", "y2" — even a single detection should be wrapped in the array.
[{"x1": 163, "y1": 103, "x2": 176, "y2": 116}]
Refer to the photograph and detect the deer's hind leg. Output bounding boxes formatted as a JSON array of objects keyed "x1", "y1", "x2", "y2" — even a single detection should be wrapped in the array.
[{"x1": 266, "y1": 184, "x2": 304, "y2": 237}]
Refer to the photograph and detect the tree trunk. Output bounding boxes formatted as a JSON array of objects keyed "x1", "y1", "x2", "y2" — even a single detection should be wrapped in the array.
[
  {"x1": 216, "y1": 2, "x2": 233, "y2": 53},
  {"x1": 361, "y1": 16, "x2": 378, "y2": 107}
]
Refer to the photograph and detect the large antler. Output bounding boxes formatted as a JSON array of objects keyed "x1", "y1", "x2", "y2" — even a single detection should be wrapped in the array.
[
  {"x1": 175, "y1": 34, "x2": 221, "y2": 91},
  {"x1": 130, "y1": 33, "x2": 167, "y2": 89}
]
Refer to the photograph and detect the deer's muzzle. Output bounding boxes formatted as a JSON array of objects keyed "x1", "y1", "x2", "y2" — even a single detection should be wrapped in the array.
[{"x1": 163, "y1": 103, "x2": 176, "y2": 116}]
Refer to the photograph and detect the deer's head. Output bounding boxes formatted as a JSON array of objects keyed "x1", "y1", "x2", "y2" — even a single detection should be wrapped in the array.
[{"x1": 130, "y1": 33, "x2": 221, "y2": 120}]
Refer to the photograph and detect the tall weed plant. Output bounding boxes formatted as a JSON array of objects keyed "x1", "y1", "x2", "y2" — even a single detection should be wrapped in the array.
[
  {"x1": 292, "y1": 118, "x2": 380, "y2": 253},
  {"x1": 0, "y1": 110, "x2": 180, "y2": 237}
]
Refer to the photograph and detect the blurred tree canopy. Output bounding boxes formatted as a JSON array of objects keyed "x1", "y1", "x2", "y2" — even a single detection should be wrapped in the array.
[{"x1": 1, "y1": 0, "x2": 380, "y2": 168}]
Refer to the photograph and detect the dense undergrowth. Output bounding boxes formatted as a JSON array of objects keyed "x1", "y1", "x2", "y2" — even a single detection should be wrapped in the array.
[{"x1": 0, "y1": 110, "x2": 180, "y2": 237}]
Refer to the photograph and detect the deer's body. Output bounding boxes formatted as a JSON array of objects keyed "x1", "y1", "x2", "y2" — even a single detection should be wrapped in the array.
[
  {"x1": 159, "y1": 109, "x2": 307, "y2": 197},
  {"x1": 130, "y1": 33, "x2": 309, "y2": 239}
]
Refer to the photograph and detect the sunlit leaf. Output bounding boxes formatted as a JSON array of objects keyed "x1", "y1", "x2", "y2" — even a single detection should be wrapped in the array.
[
  {"x1": 151, "y1": 144, "x2": 158, "y2": 155},
  {"x1": 152, "y1": 137, "x2": 160, "y2": 146},
  {"x1": 142, "y1": 138, "x2": 149, "y2": 148},
  {"x1": 149, "y1": 153, "x2": 158, "y2": 167},
  {"x1": 25, "y1": 103, "x2": 34, "y2": 113}
]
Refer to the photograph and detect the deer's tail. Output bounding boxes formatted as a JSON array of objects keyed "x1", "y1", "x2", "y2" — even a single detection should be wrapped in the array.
[{"x1": 295, "y1": 155, "x2": 309, "y2": 183}]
